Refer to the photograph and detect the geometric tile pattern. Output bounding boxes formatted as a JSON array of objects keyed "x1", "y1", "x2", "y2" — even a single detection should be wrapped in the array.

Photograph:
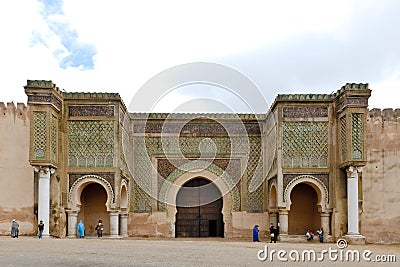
[
  {"x1": 132, "y1": 135, "x2": 264, "y2": 212},
  {"x1": 33, "y1": 111, "x2": 47, "y2": 159},
  {"x1": 340, "y1": 115, "x2": 347, "y2": 162},
  {"x1": 68, "y1": 120, "x2": 114, "y2": 167},
  {"x1": 282, "y1": 121, "x2": 328, "y2": 168},
  {"x1": 50, "y1": 115, "x2": 57, "y2": 161},
  {"x1": 351, "y1": 113, "x2": 363, "y2": 160}
]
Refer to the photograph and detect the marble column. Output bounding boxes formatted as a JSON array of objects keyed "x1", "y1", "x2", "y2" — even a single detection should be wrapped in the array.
[
  {"x1": 278, "y1": 209, "x2": 289, "y2": 235},
  {"x1": 109, "y1": 211, "x2": 120, "y2": 238},
  {"x1": 346, "y1": 166, "x2": 362, "y2": 235},
  {"x1": 120, "y1": 212, "x2": 128, "y2": 238},
  {"x1": 320, "y1": 212, "x2": 330, "y2": 235},
  {"x1": 67, "y1": 210, "x2": 78, "y2": 237},
  {"x1": 36, "y1": 166, "x2": 55, "y2": 237}
]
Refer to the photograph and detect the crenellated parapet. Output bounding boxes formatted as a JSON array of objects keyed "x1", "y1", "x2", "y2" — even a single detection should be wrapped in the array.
[
  {"x1": 368, "y1": 108, "x2": 400, "y2": 121},
  {"x1": 0, "y1": 102, "x2": 29, "y2": 122},
  {"x1": 64, "y1": 92, "x2": 120, "y2": 99}
]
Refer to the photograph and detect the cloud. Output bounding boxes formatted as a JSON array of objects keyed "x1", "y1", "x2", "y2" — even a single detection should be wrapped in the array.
[{"x1": 35, "y1": 0, "x2": 96, "y2": 70}]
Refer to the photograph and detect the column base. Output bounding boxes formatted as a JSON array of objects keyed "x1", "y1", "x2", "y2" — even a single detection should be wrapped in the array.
[
  {"x1": 343, "y1": 234, "x2": 366, "y2": 245},
  {"x1": 108, "y1": 235, "x2": 122, "y2": 239}
]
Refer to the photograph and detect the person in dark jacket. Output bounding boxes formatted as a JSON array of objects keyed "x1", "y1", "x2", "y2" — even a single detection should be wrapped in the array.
[
  {"x1": 95, "y1": 220, "x2": 104, "y2": 238},
  {"x1": 38, "y1": 220, "x2": 44, "y2": 239},
  {"x1": 11, "y1": 219, "x2": 19, "y2": 238}
]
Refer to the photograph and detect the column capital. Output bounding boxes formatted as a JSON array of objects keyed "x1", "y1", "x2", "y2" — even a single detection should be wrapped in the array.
[
  {"x1": 346, "y1": 165, "x2": 362, "y2": 178},
  {"x1": 33, "y1": 166, "x2": 56, "y2": 175},
  {"x1": 320, "y1": 212, "x2": 331, "y2": 218},
  {"x1": 108, "y1": 210, "x2": 120, "y2": 215},
  {"x1": 66, "y1": 210, "x2": 78, "y2": 216}
]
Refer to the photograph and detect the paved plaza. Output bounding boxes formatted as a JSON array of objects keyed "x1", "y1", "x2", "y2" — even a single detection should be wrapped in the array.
[{"x1": 0, "y1": 237, "x2": 398, "y2": 267}]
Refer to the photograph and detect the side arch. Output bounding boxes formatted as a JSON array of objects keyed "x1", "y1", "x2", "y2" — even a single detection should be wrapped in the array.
[
  {"x1": 120, "y1": 178, "x2": 129, "y2": 210},
  {"x1": 268, "y1": 179, "x2": 278, "y2": 209},
  {"x1": 283, "y1": 175, "x2": 329, "y2": 212},
  {"x1": 68, "y1": 174, "x2": 114, "y2": 211}
]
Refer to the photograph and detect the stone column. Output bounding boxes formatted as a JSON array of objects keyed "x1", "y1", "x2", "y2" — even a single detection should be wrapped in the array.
[
  {"x1": 346, "y1": 166, "x2": 361, "y2": 235},
  {"x1": 344, "y1": 166, "x2": 365, "y2": 244},
  {"x1": 67, "y1": 210, "x2": 78, "y2": 237},
  {"x1": 320, "y1": 212, "x2": 330, "y2": 235},
  {"x1": 109, "y1": 210, "x2": 120, "y2": 238},
  {"x1": 120, "y1": 212, "x2": 128, "y2": 238},
  {"x1": 36, "y1": 167, "x2": 55, "y2": 237},
  {"x1": 278, "y1": 209, "x2": 289, "y2": 235}
]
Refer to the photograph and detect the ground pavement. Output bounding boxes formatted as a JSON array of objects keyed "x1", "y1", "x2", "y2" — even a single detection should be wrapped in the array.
[{"x1": 0, "y1": 236, "x2": 398, "y2": 267}]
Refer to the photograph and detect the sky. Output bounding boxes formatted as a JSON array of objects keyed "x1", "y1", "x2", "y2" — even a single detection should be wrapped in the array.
[{"x1": 1, "y1": 0, "x2": 400, "y2": 112}]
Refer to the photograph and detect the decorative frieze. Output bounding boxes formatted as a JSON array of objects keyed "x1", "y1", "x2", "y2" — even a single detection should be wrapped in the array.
[
  {"x1": 133, "y1": 121, "x2": 261, "y2": 135},
  {"x1": 68, "y1": 105, "x2": 115, "y2": 117},
  {"x1": 337, "y1": 97, "x2": 368, "y2": 111},
  {"x1": 283, "y1": 106, "x2": 328, "y2": 118},
  {"x1": 28, "y1": 95, "x2": 61, "y2": 110}
]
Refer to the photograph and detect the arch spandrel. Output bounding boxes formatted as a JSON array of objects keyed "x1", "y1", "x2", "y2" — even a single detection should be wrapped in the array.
[
  {"x1": 158, "y1": 161, "x2": 240, "y2": 212},
  {"x1": 68, "y1": 174, "x2": 114, "y2": 211},
  {"x1": 283, "y1": 175, "x2": 329, "y2": 212}
]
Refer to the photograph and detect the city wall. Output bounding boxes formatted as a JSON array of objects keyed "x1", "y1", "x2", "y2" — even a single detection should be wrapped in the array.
[
  {"x1": 0, "y1": 102, "x2": 35, "y2": 235},
  {"x1": 362, "y1": 108, "x2": 400, "y2": 244}
]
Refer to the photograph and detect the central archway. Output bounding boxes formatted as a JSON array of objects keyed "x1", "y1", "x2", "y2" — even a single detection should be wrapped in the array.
[
  {"x1": 78, "y1": 183, "x2": 110, "y2": 236},
  {"x1": 175, "y1": 177, "x2": 224, "y2": 237},
  {"x1": 288, "y1": 183, "x2": 319, "y2": 234}
]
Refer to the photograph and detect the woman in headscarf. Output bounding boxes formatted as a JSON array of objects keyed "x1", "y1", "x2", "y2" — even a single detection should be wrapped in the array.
[
  {"x1": 77, "y1": 220, "x2": 85, "y2": 238},
  {"x1": 11, "y1": 219, "x2": 19, "y2": 238}
]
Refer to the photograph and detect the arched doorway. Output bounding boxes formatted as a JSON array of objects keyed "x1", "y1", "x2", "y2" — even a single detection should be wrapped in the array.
[
  {"x1": 288, "y1": 183, "x2": 319, "y2": 234},
  {"x1": 175, "y1": 178, "x2": 224, "y2": 237},
  {"x1": 78, "y1": 183, "x2": 110, "y2": 236}
]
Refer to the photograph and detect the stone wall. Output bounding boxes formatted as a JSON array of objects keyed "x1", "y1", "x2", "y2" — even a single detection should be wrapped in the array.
[
  {"x1": 362, "y1": 108, "x2": 400, "y2": 243},
  {"x1": 0, "y1": 102, "x2": 35, "y2": 235}
]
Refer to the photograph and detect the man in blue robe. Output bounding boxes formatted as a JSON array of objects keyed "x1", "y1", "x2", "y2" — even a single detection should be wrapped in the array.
[
  {"x1": 253, "y1": 225, "x2": 260, "y2": 242},
  {"x1": 77, "y1": 220, "x2": 85, "y2": 238}
]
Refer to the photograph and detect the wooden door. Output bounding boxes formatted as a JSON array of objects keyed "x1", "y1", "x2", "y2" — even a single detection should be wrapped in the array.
[{"x1": 175, "y1": 178, "x2": 223, "y2": 237}]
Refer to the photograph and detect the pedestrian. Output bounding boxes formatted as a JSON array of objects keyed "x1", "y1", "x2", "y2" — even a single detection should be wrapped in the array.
[
  {"x1": 252, "y1": 225, "x2": 260, "y2": 242},
  {"x1": 77, "y1": 220, "x2": 85, "y2": 238},
  {"x1": 95, "y1": 220, "x2": 104, "y2": 238},
  {"x1": 306, "y1": 229, "x2": 314, "y2": 241},
  {"x1": 317, "y1": 228, "x2": 324, "y2": 243},
  {"x1": 11, "y1": 219, "x2": 19, "y2": 238},
  {"x1": 38, "y1": 220, "x2": 44, "y2": 239},
  {"x1": 269, "y1": 223, "x2": 276, "y2": 243}
]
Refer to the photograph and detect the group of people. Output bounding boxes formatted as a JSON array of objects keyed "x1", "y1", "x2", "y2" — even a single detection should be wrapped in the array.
[
  {"x1": 252, "y1": 223, "x2": 280, "y2": 243},
  {"x1": 306, "y1": 228, "x2": 324, "y2": 242},
  {"x1": 77, "y1": 219, "x2": 104, "y2": 238},
  {"x1": 11, "y1": 219, "x2": 44, "y2": 238},
  {"x1": 10, "y1": 219, "x2": 104, "y2": 238},
  {"x1": 252, "y1": 224, "x2": 324, "y2": 243}
]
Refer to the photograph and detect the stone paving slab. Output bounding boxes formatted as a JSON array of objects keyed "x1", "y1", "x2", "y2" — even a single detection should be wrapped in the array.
[{"x1": 0, "y1": 237, "x2": 398, "y2": 267}]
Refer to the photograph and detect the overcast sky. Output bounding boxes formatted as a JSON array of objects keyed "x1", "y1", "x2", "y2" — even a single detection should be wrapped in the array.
[{"x1": 1, "y1": 0, "x2": 399, "y2": 112}]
